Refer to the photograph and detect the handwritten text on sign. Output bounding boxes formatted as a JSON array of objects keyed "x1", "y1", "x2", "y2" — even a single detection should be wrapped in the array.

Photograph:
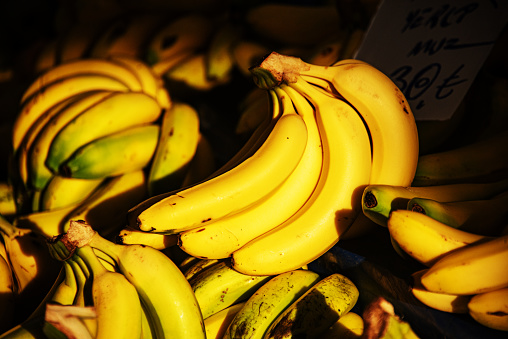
[{"x1": 355, "y1": 0, "x2": 508, "y2": 120}]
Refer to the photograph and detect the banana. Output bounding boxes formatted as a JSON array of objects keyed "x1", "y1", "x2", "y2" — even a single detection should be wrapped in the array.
[
  {"x1": 264, "y1": 273, "x2": 359, "y2": 339},
  {"x1": 135, "y1": 105, "x2": 308, "y2": 235},
  {"x1": 12, "y1": 74, "x2": 130, "y2": 152},
  {"x1": 145, "y1": 13, "x2": 215, "y2": 66},
  {"x1": 231, "y1": 40, "x2": 270, "y2": 77},
  {"x1": 178, "y1": 255, "x2": 201, "y2": 274},
  {"x1": 299, "y1": 58, "x2": 419, "y2": 187},
  {"x1": 189, "y1": 260, "x2": 272, "y2": 319},
  {"x1": 28, "y1": 91, "x2": 114, "y2": 191},
  {"x1": 20, "y1": 58, "x2": 143, "y2": 103},
  {"x1": 178, "y1": 84, "x2": 322, "y2": 259},
  {"x1": 116, "y1": 228, "x2": 178, "y2": 250},
  {"x1": 74, "y1": 245, "x2": 142, "y2": 339},
  {"x1": 39, "y1": 176, "x2": 104, "y2": 211},
  {"x1": 180, "y1": 133, "x2": 216, "y2": 188},
  {"x1": 421, "y1": 234, "x2": 508, "y2": 295},
  {"x1": 204, "y1": 302, "x2": 245, "y2": 339},
  {"x1": 45, "y1": 91, "x2": 162, "y2": 174},
  {"x1": 410, "y1": 269, "x2": 471, "y2": 314},
  {"x1": 234, "y1": 87, "x2": 271, "y2": 135},
  {"x1": 59, "y1": 124, "x2": 160, "y2": 179},
  {"x1": 387, "y1": 210, "x2": 492, "y2": 266},
  {"x1": 69, "y1": 221, "x2": 205, "y2": 338},
  {"x1": 362, "y1": 177, "x2": 508, "y2": 227},
  {"x1": 0, "y1": 252, "x2": 15, "y2": 333},
  {"x1": 412, "y1": 130, "x2": 508, "y2": 186},
  {"x1": 322, "y1": 311, "x2": 364, "y2": 339},
  {"x1": 205, "y1": 21, "x2": 243, "y2": 82},
  {"x1": 0, "y1": 182, "x2": 16, "y2": 218},
  {"x1": 148, "y1": 101, "x2": 200, "y2": 196},
  {"x1": 183, "y1": 258, "x2": 223, "y2": 281},
  {"x1": 407, "y1": 190, "x2": 508, "y2": 236},
  {"x1": 468, "y1": 287, "x2": 508, "y2": 331},
  {"x1": 231, "y1": 54, "x2": 371, "y2": 275},
  {"x1": 224, "y1": 269, "x2": 321, "y2": 339}
]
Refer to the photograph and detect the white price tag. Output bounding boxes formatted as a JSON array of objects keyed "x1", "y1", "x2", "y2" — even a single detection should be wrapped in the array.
[{"x1": 355, "y1": 0, "x2": 508, "y2": 120}]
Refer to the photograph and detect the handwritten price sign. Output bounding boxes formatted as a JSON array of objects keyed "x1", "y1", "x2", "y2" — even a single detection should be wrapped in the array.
[{"x1": 355, "y1": 0, "x2": 508, "y2": 120}]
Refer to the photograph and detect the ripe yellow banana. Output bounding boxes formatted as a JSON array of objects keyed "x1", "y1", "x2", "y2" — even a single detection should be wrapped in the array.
[
  {"x1": 178, "y1": 84, "x2": 322, "y2": 259},
  {"x1": 72, "y1": 221, "x2": 205, "y2": 338},
  {"x1": 39, "y1": 176, "x2": 104, "y2": 211},
  {"x1": 322, "y1": 311, "x2": 364, "y2": 339},
  {"x1": 183, "y1": 258, "x2": 223, "y2": 281},
  {"x1": 204, "y1": 302, "x2": 245, "y2": 339},
  {"x1": 28, "y1": 91, "x2": 114, "y2": 191},
  {"x1": 189, "y1": 260, "x2": 272, "y2": 319},
  {"x1": 408, "y1": 190, "x2": 508, "y2": 236},
  {"x1": 362, "y1": 177, "x2": 508, "y2": 227},
  {"x1": 411, "y1": 269, "x2": 471, "y2": 314},
  {"x1": 421, "y1": 235, "x2": 508, "y2": 295},
  {"x1": 387, "y1": 210, "x2": 492, "y2": 266},
  {"x1": 205, "y1": 21, "x2": 243, "y2": 82},
  {"x1": 232, "y1": 56, "x2": 371, "y2": 275},
  {"x1": 45, "y1": 91, "x2": 162, "y2": 174},
  {"x1": 12, "y1": 74, "x2": 130, "y2": 152},
  {"x1": 224, "y1": 269, "x2": 321, "y2": 339},
  {"x1": 136, "y1": 107, "x2": 308, "y2": 235},
  {"x1": 413, "y1": 130, "x2": 508, "y2": 186},
  {"x1": 468, "y1": 287, "x2": 508, "y2": 331},
  {"x1": 148, "y1": 101, "x2": 200, "y2": 196},
  {"x1": 0, "y1": 252, "x2": 15, "y2": 333},
  {"x1": 264, "y1": 273, "x2": 359, "y2": 339}
]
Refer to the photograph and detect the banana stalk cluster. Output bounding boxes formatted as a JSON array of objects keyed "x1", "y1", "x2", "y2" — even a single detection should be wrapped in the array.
[{"x1": 360, "y1": 133, "x2": 508, "y2": 331}]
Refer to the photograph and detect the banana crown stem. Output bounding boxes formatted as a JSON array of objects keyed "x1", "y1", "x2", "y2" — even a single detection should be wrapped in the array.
[{"x1": 250, "y1": 52, "x2": 310, "y2": 89}]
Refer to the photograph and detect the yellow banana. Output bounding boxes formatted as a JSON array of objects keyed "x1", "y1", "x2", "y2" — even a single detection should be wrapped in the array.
[
  {"x1": 116, "y1": 228, "x2": 177, "y2": 250},
  {"x1": 178, "y1": 84, "x2": 322, "y2": 259},
  {"x1": 468, "y1": 287, "x2": 508, "y2": 331},
  {"x1": 264, "y1": 273, "x2": 359, "y2": 339},
  {"x1": 410, "y1": 269, "x2": 471, "y2": 314},
  {"x1": 224, "y1": 269, "x2": 321, "y2": 339},
  {"x1": 0, "y1": 182, "x2": 16, "y2": 218},
  {"x1": 45, "y1": 91, "x2": 162, "y2": 174},
  {"x1": 362, "y1": 177, "x2": 508, "y2": 227},
  {"x1": 180, "y1": 133, "x2": 216, "y2": 188},
  {"x1": 135, "y1": 106, "x2": 308, "y2": 235},
  {"x1": 204, "y1": 302, "x2": 245, "y2": 339},
  {"x1": 20, "y1": 58, "x2": 143, "y2": 103},
  {"x1": 205, "y1": 21, "x2": 243, "y2": 82},
  {"x1": 322, "y1": 311, "x2": 364, "y2": 339},
  {"x1": 12, "y1": 74, "x2": 130, "y2": 152},
  {"x1": 183, "y1": 258, "x2": 223, "y2": 281},
  {"x1": 232, "y1": 55, "x2": 371, "y2": 275},
  {"x1": 387, "y1": 210, "x2": 492, "y2": 266},
  {"x1": 407, "y1": 190, "x2": 508, "y2": 236},
  {"x1": 413, "y1": 130, "x2": 508, "y2": 186},
  {"x1": 148, "y1": 101, "x2": 200, "y2": 196},
  {"x1": 421, "y1": 235, "x2": 508, "y2": 295},
  {"x1": 70, "y1": 220, "x2": 206, "y2": 339},
  {"x1": 189, "y1": 260, "x2": 272, "y2": 319},
  {"x1": 39, "y1": 176, "x2": 104, "y2": 211},
  {"x1": 0, "y1": 252, "x2": 15, "y2": 334}
]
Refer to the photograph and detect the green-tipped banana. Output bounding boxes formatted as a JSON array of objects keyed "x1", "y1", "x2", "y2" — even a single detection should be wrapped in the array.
[
  {"x1": 264, "y1": 273, "x2": 359, "y2": 339},
  {"x1": 224, "y1": 269, "x2": 321, "y2": 339},
  {"x1": 59, "y1": 124, "x2": 159, "y2": 179}
]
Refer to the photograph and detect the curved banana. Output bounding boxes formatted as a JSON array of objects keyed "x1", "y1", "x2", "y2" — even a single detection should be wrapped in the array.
[
  {"x1": 0, "y1": 252, "x2": 15, "y2": 333},
  {"x1": 407, "y1": 190, "x2": 508, "y2": 236},
  {"x1": 72, "y1": 221, "x2": 205, "y2": 338},
  {"x1": 189, "y1": 260, "x2": 273, "y2": 319},
  {"x1": 468, "y1": 287, "x2": 508, "y2": 331},
  {"x1": 387, "y1": 210, "x2": 492, "y2": 266},
  {"x1": 12, "y1": 74, "x2": 130, "y2": 151},
  {"x1": 40, "y1": 176, "x2": 104, "y2": 211},
  {"x1": 28, "y1": 91, "x2": 114, "y2": 191},
  {"x1": 180, "y1": 133, "x2": 216, "y2": 188},
  {"x1": 322, "y1": 311, "x2": 364, "y2": 339},
  {"x1": 135, "y1": 107, "x2": 308, "y2": 235},
  {"x1": 59, "y1": 124, "x2": 160, "y2": 179},
  {"x1": 421, "y1": 234, "x2": 508, "y2": 295},
  {"x1": 413, "y1": 130, "x2": 508, "y2": 186},
  {"x1": 264, "y1": 273, "x2": 359, "y2": 339},
  {"x1": 362, "y1": 177, "x2": 508, "y2": 227},
  {"x1": 116, "y1": 228, "x2": 178, "y2": 250},
  {"x1": 183, "y1": 258, "x2": 223, "y2": 281},
  {"x1": 148, "y1": 101, "x2": 200, "y2": 196},
  {"x1": 232, "y1": 58, "x2": 371, "y2": 275},
  {"x1": 411, "y1": 269, "x2": 471, "y2": 314},
  {"x1": 45, "y1": 91, "x2": 162, "y2": 173},
  {"x1": 204, "y1": 302, "x2": 245, "y2": 339},
  {"x1": 224, "y1": 269, "x2": 321, "y2": 339},
  {"x1": 20, "y1": 58, "x2": 143, "y2": 103},
  {"x1": 205, "y1": 21, "x2": 243, "y2": 82},
  {"x1": 178, "y1": 84, "x2": 322, "y2": 259}
]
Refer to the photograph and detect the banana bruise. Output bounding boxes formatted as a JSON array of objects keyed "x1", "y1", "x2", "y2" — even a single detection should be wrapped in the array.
[
  {"x1": 59, "y1": 124, "x2": 160, "y2": 179},
  {"x1": 224, "y1": 269, "x2": 321, "y2": 339},
  {"x1": 178, "y1": 84, "x2": 322, "y2": 259},
  {"x1": 387, "y1": 210, "x2": 492, "y2": 267},
  {"x1": 264, "y1": 273, "x2": 359, "y2": 339},
  {"x1": 232, "y1": 57, "x2": 371, "y2": 275},
  {"x1": 421, "y1": 234, "x2": 508, "y2": 295},
  {"x1": 189, "y1": 260, "x2": 273, "y2": 319},
  {"x1": 136, "y1": 109, "x2": 308, "y2": 234},
  {"x1": 468, "y1": 287, "x2": 508, "y2": 331},
  {"x1": 45, "y1": 91, "x2": 162, "y2": 173}
]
